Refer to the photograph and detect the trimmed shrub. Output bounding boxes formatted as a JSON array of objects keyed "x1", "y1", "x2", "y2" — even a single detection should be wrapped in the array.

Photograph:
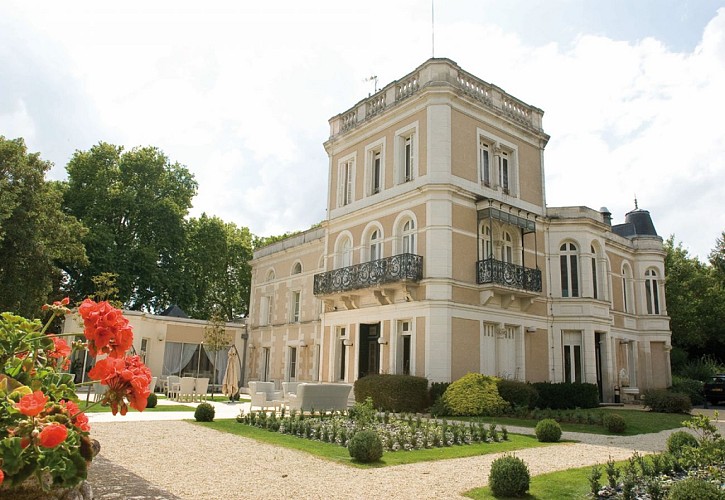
[
  {"x1": 428, "y1": 396, "x2": 449, "y2": 417},
  {"x1": 602, "y1": 413, "x2": 626, "y2": 433},
  {"x1": 443, "y1": 373, "x2": 509, "y2": 416},
  {"x1": 666, "y1": 431, "x2": 699, "y2": 456},
  {"x1": 488, "y1": 454, "x2": 530, "y2": 497},
  {"x1": 347, "y1": 430, "x2": 383, "y2": 463},
  {"x1": 194, "y1": 402, "x2": 215, "y2": 422},
  {"x1": 532, "y1": 382, "x2": 599, "y2": 409},
  {"x1": 666, "y1": 477, "x2": 724, "y2": 500},
  {"x1": 497, "y1": 380, "x2": 539, "y2": 409},
  {"x1": 146, "y1": 392, "x2": 158, "y2": 409},
  {"x1": 670, "y1": 376, "x2": 705, "y2": 406},
  {"x1": 535, "y1": 419, "x2": 562, "y2": 442},
  {"x1": 354, "y1": 374, "x2": 429, "y2": 413},
  {"x1": 642, "y1": 389, "x2": 692, "y2": 413},
  {"x1": 428, "y1": 381, "x2": 450, "y2": 405}
]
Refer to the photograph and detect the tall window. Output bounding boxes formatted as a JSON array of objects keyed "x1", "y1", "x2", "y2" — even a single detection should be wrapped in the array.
[
  {"x1": 591, "y1": 246, "x2": 599, "y2": 300},
  {"x1": 336, "y1": 236, "x2": 353, "y2": 269},
  {"x1": 371, "y1": 149, "x2": 382, "y2": 194},
  {"x1": 401, "y1": 219, "x2": 416, "y2": 254},
  {"x1": 398, "y1": 320, "x2": 412, "y2": 375},
  {"x1": 290, "y1": 291, "x2": 301, "y2": 323},
  {"x1": 499, "y1": 151, "x2": 510, "y2": 193},
  {"x1": 288, "y1": 347, "x2": 297, "y2": 380},
  {"x1": 502, "y1": 231, "x2": 513, "y2": 263},
  {"x1": 560, "y1": 243, "x2": 579, "y2": 297},
  {"x1": 563, "y1": 331, "x2": 583, "y2": 383},
  {"x1": 369, "y1": 229, "x2": 381, "y2": 261},
  {"x1": 481, "y1": 225, "x2": 492, "y2": 259},
  {"x1": 403, "y1": 134, "x2": 414, "y2": 182},
  {"x1": 339, "y1": 159, "x2": 354, "y2": 206},
  {"x1": 338, "y1": 327, "x2": 347, "y2": 381},
  {"x1": 645, "y1": 269, "x2": 661, "y2": 314},
  {"x1": 140, "y1": 338, "x2": 149, "y2": 364},
  {"x1": 479, "y1": 139, "x2": 491, "y2": 185},
  {"x1": 262, "y1": 347, "x2": 271, "y2": 382},
  {"x1": 260, "y1": 295, "x2": 273, "y2": 326}
]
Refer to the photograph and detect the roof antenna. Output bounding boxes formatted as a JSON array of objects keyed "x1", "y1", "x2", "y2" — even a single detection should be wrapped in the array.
[
  {"x1": 364, "y1": 75, "x2": 378, "y2": 95},
  {"x1": 634, "y1": 195, "x2": 638, "y2": 210},
  {"x1": 431, "y1": 0, "x2": 435, "y2": 58}
]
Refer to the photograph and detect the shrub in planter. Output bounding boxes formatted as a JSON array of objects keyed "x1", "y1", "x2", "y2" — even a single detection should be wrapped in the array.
[
  {"x1": 666, "y1": 431, "x2": 698, "y2": 456},
  {"x1": 532, "y1": 382, "x2": 599, "y2": 409},
  {"x1": 602, "y1": 413, "x2": 626, "y2": 433},
  {"x1": 642, "y1": 389, "x2": 692, "y2": 413},
  {"x1": 666, "y1": 477, "x2": 723, "y2": 500},
  {"x1": 194, "y1": 402, "x2": 215, "y2": 422},
  {"x1": 497, "y1": 380, "x2": 539, "y2": 409},
  {"x1": 348, "y1": 430, "x2": 383, "y2": 463},
  {"x1": 442, "y1": 373, "x2": 509, "y2": 416},
  {"x1": 354, "y1": 374, "x2": 429, "y2": 412},
  {"x1": 488, "y1": 454, "x2": 530, "y2": 497},
  {"x1": 535, "y1": 419, "x2": 562, "y2": 442},
  {"x1": 146, "y1": 392, "x2": 158, "y2": 409}
]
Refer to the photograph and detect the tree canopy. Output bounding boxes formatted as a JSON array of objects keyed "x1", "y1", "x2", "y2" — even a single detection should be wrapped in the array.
[
  {"x1": 63, "y1": 142, "x2": 197, "y2": 312},
  {"x1": 0, "y1": 136, "x2": 87, "y2": 317}
]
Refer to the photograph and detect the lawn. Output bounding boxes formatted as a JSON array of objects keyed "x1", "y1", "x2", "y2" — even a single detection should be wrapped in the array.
[
  {"x1": 447, "y1": 409, "x2": 689, "y2": 436},
  {"x1": 465, "y1": 463, "x2": 598, "y2": 499},
  {"x1": 197, "y1": 419, "x2": 558, "y2": 468},
  {"x1": 78, "y1": 401, "x2": 194, "y2": 413}
]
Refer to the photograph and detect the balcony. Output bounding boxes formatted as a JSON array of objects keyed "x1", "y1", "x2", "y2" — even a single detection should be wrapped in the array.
[
  {"x1": 476, "y1": 258, "x2": 542, "y2": 293},
  {"x1": 314, "y1": 253, "x2": 423, "y2": 296}
]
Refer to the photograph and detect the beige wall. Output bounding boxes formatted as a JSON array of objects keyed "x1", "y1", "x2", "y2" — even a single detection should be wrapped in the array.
[
  {"x1": 415, "y1": 316, "x2": 426, "y2": 377},
  {"x1": 450, "y1": 317, "x2": 480, "y2": 380},
  {"x1": 525, "y1": 329, "x2": 549, "y2": 382}
]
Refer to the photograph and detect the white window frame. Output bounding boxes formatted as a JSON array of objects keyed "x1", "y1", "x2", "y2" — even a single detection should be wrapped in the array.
[
  {"x1": 337, "y1": 153, "x2": 356, "y2": 207},
  {"x1": 477, "y1": 128, "x2": 519, "y2": 196},
  {"x1": 369, "y1": 229, "x2": 382, "y2": 262},
  {"x1": 287, "y1": 346, "x2": 297, "y2": 381},
  {"x1": 291, "y1": 262, "x2": 302, "y2": 275},
  {"x1": 645, "y1": 268, "x2": 661, "y2": 315},
  {"x1": 401, "y1": 219, "x2": 416, "y2": 255},
  {"x1": 560, "y1": 242, "x2": 579, "y2": 298},
  {"x1": 336, "y1": 326, "x2": 348, "y2": 382},
  {"x1": 502, "y1": 231, "x2": 513, "y2": 263},
  {"x1": 290, "y1": 290, "x2": 301, "y2": 323},
  {"x1": 591, "y1": 246, "x2": 599, "y2": 300},
  {"x1": 260, "y1": 294, "x2": 273, "y2": 326},
  {"x1": 334, "y1": 233, "x2": 354, "y2": 269},
  {"x1": 562, "y1": 330, "x2": 583, "y2": 383},
  {"x1": 394, "y1": 122, "x2": 418, "y2": 185},
  {"x1": 480, "y1": 224, "x2": 493, "y2": 259},
  {"x1": 365, "y1": 138, "x2": 386, "y2": 196},
  {"x1": 397, "y1": 319, "x2": 414, "y2": 375}
]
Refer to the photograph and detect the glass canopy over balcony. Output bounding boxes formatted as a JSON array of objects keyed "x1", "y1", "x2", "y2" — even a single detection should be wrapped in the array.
[
  {"x1": 314, "y1": 253, "x2": 423, "y2": 295},
  {"x1": 476, "y1": 258, "x2": 542, "y2": 292}
]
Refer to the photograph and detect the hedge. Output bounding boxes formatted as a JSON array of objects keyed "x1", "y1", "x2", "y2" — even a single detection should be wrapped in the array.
[
  {"x1": 354, "y1": 374, "x2": 429, "y2": 412},
  {"x1": 532, "y1": 382, "x2": 599, "y2": 409}
]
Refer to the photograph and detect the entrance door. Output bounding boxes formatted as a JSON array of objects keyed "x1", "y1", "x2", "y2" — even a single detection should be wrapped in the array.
[{"x1": 358, "y1": 323, "x2": 380, "y2": 379}]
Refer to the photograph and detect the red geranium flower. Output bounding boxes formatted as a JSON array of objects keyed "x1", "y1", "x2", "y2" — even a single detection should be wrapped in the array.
[
  {"x1": 16, "y1": 390, "x2": 48, "y2": 417},
  {"x1": 78, "y1": 299, "x2": 134, "y2": 358},
  {"x1": 47, "y1": 334, "x2": 72, "y2": 370},
  {"x1": 39, "y1": 423, "x2": 68, "y2": 448},
  {"x1": 88, "y1": 355, "x2": 151, "y2": 415},
  {"x1": 42, "y1": 297, "x2": 71, "y2": 316},
  {"x1": 0, "y1": 469, "x2": 4, "y2": 486},
  {"x1": 60, "y1": 400, "x2": 91, "y2": 432}
]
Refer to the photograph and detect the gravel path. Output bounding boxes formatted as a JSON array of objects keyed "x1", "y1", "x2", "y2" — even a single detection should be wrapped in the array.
[{"x1": 87, "y1": 419, "x2": 701, "y2": 500}]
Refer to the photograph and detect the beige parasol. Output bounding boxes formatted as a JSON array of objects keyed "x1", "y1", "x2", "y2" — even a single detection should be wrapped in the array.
[{"x1": 222, "y1": 346, "x2": 240, "y2": 398}]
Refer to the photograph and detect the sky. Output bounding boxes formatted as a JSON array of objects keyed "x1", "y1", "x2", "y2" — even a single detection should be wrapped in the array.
[{"x1": 1, "y1": 0, "x2": 724, "y2": 260}]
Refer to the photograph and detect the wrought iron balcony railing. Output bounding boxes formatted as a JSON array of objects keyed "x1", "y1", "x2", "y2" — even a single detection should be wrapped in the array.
[
  {"x1": 314, "y1": 253, "x2": 423, "y2": 295},
  {"x1": 476, "y1": 258, "x2": 542, "y2": 293}
]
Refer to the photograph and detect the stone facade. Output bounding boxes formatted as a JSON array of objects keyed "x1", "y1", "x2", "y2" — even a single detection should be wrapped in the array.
[{"x1": 247, "y1": 58, "x2": 671, "y2": 403}]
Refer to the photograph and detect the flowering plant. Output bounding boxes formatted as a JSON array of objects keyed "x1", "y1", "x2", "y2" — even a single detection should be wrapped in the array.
[{"x1": 0, "y1": 298, "x2": 151, "y2": 492}]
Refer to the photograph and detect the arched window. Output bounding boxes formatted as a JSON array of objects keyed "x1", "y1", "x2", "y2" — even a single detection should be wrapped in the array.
[
  {"x1": 265, "y1": 269, "x2": 275, "y2": 282},
  {"x1": 369, "y1": 229, "x2": 382, "y2": 261},
  {"x1": 502, "y1": 231, "x2": 513, "y2": 263},
  {"x1": 401, "y1": 219, "x2": 416, "y2": 254},
  {"x1": 291, "y1": 262, "x2": 302, "y2": 275},
  {"x1": 560, "y1": 243, "x2": 579, "y2": 297},
  {"x1": 335, "y1": 236, "x2": 353, "y2": 269},
  {"x1": 591, "y1": 245, "x2": 599, "y2": 300},
  {"x1": 622, "y1": 263, "x2": 634, "y2": 313},
  {"x1": 645, "y1": 269, "x2": 661, "y2": 314}
]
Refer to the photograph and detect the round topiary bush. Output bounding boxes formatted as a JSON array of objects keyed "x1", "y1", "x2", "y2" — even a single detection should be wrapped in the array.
[
  {"x1": 535, "y1": 419, "x2": 562, "y2": 442},
  {"x1": 603, "y1": 413, "x2": 626, "y2": 433},
  {"x1": 666, "y1": 431, "x2": 699, "y2": 456},
  {"x1": 489, "y1": 454, "x2": 530, "y2": 497},
  {"x1": 442, "y1": 373, "x2": 509, "y2": 416},
  {"x1": 146, "y1": 392, "x2": 158, "y2": 409},
  {"x1": 667, "y1": 477, "x2": 723, "y2": 500},
  {"x1": 347, "y1": 430, "x2": 383, "y2": 463},
  {"x1": 194, "y1": 402, "x2": 215, "y2": 422}
]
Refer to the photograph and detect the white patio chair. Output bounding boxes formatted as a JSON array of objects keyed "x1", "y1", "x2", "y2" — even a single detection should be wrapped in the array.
[
  {"x1": 166, "y1": 375, "x2": 181, "y2": 400},
  {"x1": 149, "y1": 376, "x2": 158, "y2": 394},
  {"x1": 194, "y1": 378, "x2": 209, "y2": 401},
  {"x1": 178, "y1": 376, "x2": 196, "y2": 402}
]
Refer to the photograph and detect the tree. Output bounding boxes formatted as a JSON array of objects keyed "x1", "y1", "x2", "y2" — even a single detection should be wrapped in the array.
[
  {"x1": 63, "y1": 143, "x2": 197, "y2": 312},
  {"x1": 665, "y1": 236, "x2": 725, "y2": 361},
  {"x1": 0, "y1": 136, "x2": 87, "y2": 316},
  {"x1": 709, "y1": 231, "x2": 725, "y2": 285},
  {"x1": 203, "y1": 306, "x2": 230, "y2": 399},
  {"x1": 179, "y1": 214, "x2": 253, "y2": 321}
]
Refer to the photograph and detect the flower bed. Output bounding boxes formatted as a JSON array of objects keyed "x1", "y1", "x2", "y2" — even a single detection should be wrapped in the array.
[{"x1": 237, "y1": 404, "x2": 509, "y2": 451}]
